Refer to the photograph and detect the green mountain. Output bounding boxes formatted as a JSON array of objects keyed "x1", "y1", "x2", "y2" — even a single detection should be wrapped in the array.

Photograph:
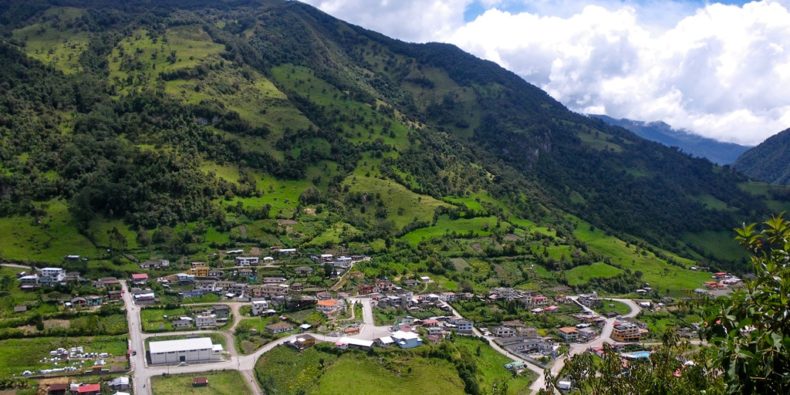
[
  {"x1": 592, "y1": 115, "x2": 750, "y2": 165},
  {"x1": 734, "y1": 128, "x2": 790, "y2": 185},
  {"x1": 0, "y1": 0, "x2": 784, "y2": 291}
]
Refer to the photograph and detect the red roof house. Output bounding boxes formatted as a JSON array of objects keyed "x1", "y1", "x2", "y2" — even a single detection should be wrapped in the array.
[{"x1": 76, "y1": 383, "x2": 101, "y2": 394}]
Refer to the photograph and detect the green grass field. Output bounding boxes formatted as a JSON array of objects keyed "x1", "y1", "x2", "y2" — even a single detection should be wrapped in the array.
[
  {"x1": 597, "y1": 300, "x2": 632, "y2": 316},
  {"x1": 401, "y1": 216, "x2": 501, "y2": 246},
  {"x1": 255, "y1": 346, "x2": 465, "y2": 395},
  {"x1": 344, "y1": 175, "x2": 449, "y2": 230},
  {"x1": 452, "y1": 337, "x2": 536, "y2": 395},
  {"x1": 0, "y1": 335, "x2": 127, "y2": 378},
  {"x1": 573, "y1": 222, "x2": 710, "y2": 294},
  {"x1": 565, "y1": 262, "x2": 624, "y2": 286},
  {"x1": 0, "y1": 200, "x2": 101, "y2": 263},
  {"x1": 141, "y1": 307, "x2": 189, "y2": 332},
  {"x1": 152, "y1": 370, "x2": 251, "y2": 395},
  {"x1": 682, "y1": 230, "x2": 748, "y2": 262}
]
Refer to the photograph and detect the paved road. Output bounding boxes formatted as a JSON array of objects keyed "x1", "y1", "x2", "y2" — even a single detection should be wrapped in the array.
[
  {"x1": 0, "y1": 263, "x2": 32, "y2": 270},
  {"x1": 349, "y1": 297, "x2": 393, "y2": 340},
  {"x1": 120, "y1": 281, "x2": 149, "y2": 395}
]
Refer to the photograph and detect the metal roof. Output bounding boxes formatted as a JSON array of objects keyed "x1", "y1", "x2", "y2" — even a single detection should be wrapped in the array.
[{"x1": 149, "y1": 337, "x2": 214, "y2": 354}]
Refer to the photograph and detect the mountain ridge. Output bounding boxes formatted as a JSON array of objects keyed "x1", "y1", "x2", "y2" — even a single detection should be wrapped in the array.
[
  {"x1": 734, "y1": 128, "x2": 790, "y2": 185},
  {"x1": 0, "y1": 0, "x2": 784, "y2": 278},
  {"x1": 591, "y1": 114, "x2": 750, "y2": 165}
]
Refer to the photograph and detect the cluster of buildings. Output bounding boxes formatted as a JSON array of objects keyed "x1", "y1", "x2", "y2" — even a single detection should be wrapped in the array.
[
  {"x1": 490, "y1": 321, "x2": 559, "y2": 363},
  {"x1": 168, "y1": 305, "x2": 231, "y2": 330}
]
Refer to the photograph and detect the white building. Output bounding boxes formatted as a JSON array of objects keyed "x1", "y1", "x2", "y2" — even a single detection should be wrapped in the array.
[
  {"x1": 148, "y1": 337, "x2": 223, "y2": 365},
  {"x1": 195, "y1": 314, "x2": 217, "y2": 328},
  {"x1": 39, "y1": 267, "x2": 65, "y2": 285},
  {"x1": 251, "y1": 300, "x2": 270, "y2": 316},
  {"x1": 235, "y1": 256, "x2": 260, "y2": 266}
]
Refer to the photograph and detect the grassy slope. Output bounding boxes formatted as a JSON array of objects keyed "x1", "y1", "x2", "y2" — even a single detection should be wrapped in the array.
[
  {"x1": 11, "y1": 7, "x2": 88, "y2": 74},
  {"x1": 452, "y1": 337, "x2": 536, "y2": 395},
  {"x1": 565, "y1": 262, "x2": 623, "y2": 286},
  {"x1": 573, "y1": 223, "x2": 710, "y2": 294},
  {"x1": 0, "y1": 200, "x2": 100, "y2": 263}
]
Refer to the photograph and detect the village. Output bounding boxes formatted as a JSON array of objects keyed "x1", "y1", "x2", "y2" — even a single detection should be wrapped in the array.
[{"x1": 0, "y1": 246, "x2": 741, "y2": 395}]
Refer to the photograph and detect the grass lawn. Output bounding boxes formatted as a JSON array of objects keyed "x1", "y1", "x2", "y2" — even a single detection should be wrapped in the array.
[
  {"x1": 565, "y1": 262, "x2": 624, "y2": 286},
  {"x1": 452, "y1": 337, "x2": 537, "y2": 395},
  {"x1": 255, "y1": 346, "x2": 465, "y2": 395},
  {"x1": 152, "y1": 370, "x2": 251, "y2": 395},
  {"x1": 597, "y1": 300, "x2": 632, "y2": 316},
  {"x1": 141, "y1": 307, "x2": 189, "y2": 332},
  {"x1": 0, "y1": 335, "x2": 127, "y2": 379}
]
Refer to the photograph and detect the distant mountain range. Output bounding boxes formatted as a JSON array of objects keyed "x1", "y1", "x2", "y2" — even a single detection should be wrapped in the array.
[
  {"x1": 592, "y1": 115, "x2": 750, "y2": 165},
  {"x1": 734, "y1": 128, "x2": 790, "y2": 185}
]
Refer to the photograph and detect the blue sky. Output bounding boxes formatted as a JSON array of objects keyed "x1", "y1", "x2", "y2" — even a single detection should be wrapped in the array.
[{"x1": 302, "y1": 1, "x2": 790, "y2": 145}]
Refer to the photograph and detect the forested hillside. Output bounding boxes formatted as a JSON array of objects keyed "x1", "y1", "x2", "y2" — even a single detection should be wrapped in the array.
[
  {"x1": 735, "y1": 128, "x2": 790, "y2": 185},
  {"x1": 0, "y1": 0, "x2": 786, "y2": 288}
]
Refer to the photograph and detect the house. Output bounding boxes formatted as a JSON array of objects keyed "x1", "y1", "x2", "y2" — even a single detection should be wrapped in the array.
[
  {"x1": 391, "y1": 330, "x2": 422, "y2": 349},
  {"x1": 612, "y1": 322, "x2": 641, "y2": 342},
  {"x1": 71, "y1": 297, "x2": 87, "y2": 308},
  {"x1": 558, "y1": 327, "x2": 578, "y2": 342},
  {"x1": 19, "y1": 274, "x2": 39, "y2": 290},
  {"x1": 131, "y1": 273, "x2": 148, "y2": 285},
  {"x1": 95, "y1": 277, "x2": 120, "y2": 289},
  {"x1": 192, "y1": 377, "x2": 208, "y2": 387},
  {"x1": 208, "y1": 269, "x2": 224, "y2": 278},
  {"x1": 196, "y1": 314, "x2": 217, "y2": 329},
  {"x1": 189, "y1": 263, "x2": 210, "y2": 277},
  {"x1": 295, "y1": 266, "x2": 314, "y2": 276},
  {"x1": 108, "y1": 376, "x2": 130, "y2": 390},
  {"x1": 172, "y1": 317, "x2": 193, "y2": 329},
  {"x1": 276, "y1": 248, "x2": 297, "y2": 255},
  {"x1": 133, "y1": 292, "x2": 156, "y2": 304},
  {"x1": 419, "y1": 276, "x2": 432, "y2": 283},
  {"x1": 39, "y1": 267, "x2": 66, "y2": 285},
  {"x1": 450, "y1": 318, "x2": 474, "y2": 334},
  {"x1": 212, "y1": 305, "x2": 231, "y2": 321},
  {"x1": 290, "y1": 335, "x2": 316, "y2": 350},
  {"x1": 75, "y1": 383, "x2": 101, "y2": 395},
  {"x1": 263, "y1": 277, "x2": 287, "y2": 284},
  {"x1": 44, "y1": 382, "x2": 69, "y2": 394},
  {"x1": 344, "y1": 326, "x2": 361, "y2": 335},
  {"x1": 290, "y1": 283, "x2": 303, "y2": 292},
  {"x1": 226, "y1": 249, "x2": 244, "y2": 255},
  {"x1": 86, "y1": 295, "x2": 103, "y2": 307},
  {"x1": 107, "y1": 290, "x2": 123, "y2": 300},
  {"x1": 316, "y1": 299, "x2": 342, "y2": 315},
  {"x1": 494, "y1": 326, "x2": 517, "y2": 338},
  {"x1": 336, "y1": 337, "x2": 374, "y2": 350},
  {"x1": 176, "y1": 273, "x2": 195, "y2": 284},
  {"x1": 140, "y1": 259, "x2": 169, "y2": 270},
  {"x1": 235, "y1": 257, "x2": 259, "y2": 266},
  {"x1": 578, "y1": 293, "x2": 601, "y2": 308},
  {"x1": 266, "y1": 322, "x2": 294, "y2": 334},
  {"x1": 251, "y1": 300, "x2": 270, "y2": 316}
]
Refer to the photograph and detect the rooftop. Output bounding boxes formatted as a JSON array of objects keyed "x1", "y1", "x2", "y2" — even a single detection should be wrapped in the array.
[{"x1": 149, "y1": 337, "x2": 214, "y2": 354}]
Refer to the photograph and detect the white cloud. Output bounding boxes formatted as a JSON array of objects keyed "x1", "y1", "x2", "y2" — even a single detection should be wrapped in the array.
[{"x1": 300, "y1": 1, "x2": 790, "y2": 145}]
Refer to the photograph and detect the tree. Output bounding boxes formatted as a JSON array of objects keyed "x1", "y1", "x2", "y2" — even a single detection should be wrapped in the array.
[
  {"x1": 107, "y1": 226, "x2": 127, "y2": 255},
  {"x1": 704, "y1": 214, "x2": 790, "y2": 394}
]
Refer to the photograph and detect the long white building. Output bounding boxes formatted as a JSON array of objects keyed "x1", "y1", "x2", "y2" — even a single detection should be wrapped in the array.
[{"x1": 148, "y1": 337, "x2": 223, "y2": 365}]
